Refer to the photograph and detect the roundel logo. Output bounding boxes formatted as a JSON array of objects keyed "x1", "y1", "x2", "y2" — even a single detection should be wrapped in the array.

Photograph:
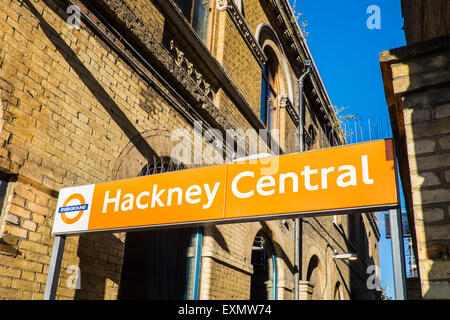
[{"x1": 59, "y1": 193, "x2": 89, "y2": 225}]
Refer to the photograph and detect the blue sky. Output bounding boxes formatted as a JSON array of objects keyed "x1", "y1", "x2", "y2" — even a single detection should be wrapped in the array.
[{"x1": 288, "y1": 0, "x2": 406, "y2": 299}]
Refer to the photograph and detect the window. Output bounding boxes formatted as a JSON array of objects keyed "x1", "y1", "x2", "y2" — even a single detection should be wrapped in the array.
[
  {"x1": 250, "y1": 232, "x2": 277, "y2": 300},
  {"x1": 260, "y1": 47, "x2": 280, "y2": 131},
  {"x1": 0, "y1": 173, "x2": 9, "y2": 219},
  {"x1": 334, "y1": 282, "x2": 343, "y2": 300},
  {"x1": 174, "y1": 0, "x2": 212, "y2": 43},
  {"x1": 306, "y1": 255, "x2": 323, "y2": 300},
  {"x1": 118, "y1": 160, "x2": 202, "y2": 300}
]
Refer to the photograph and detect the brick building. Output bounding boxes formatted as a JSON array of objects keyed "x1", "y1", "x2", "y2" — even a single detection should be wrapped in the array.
[
  {"x1": 380, "y1": 0, "x2": 450, "y2": 299},
  {"x1": 0, "y1": 0, "x2": 379, "y2": 300}
]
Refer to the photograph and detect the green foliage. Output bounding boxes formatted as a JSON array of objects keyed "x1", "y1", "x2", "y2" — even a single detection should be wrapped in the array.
[{"x1": 331, "y1": 105, "x2": 357, "y2": 141}]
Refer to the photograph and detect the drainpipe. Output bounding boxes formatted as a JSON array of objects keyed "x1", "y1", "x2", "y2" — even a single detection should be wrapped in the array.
[
  {"x1": 294, "y1": 60, "x2": 312, "y2": 300},
  {"x1": 297, "y1": 60, "x2": 312, "y2": 153}
]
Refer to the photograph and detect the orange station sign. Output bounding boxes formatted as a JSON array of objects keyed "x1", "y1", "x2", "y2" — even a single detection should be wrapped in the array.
[{"x1": 52, "y1": 139, "x2": 398, "y2": 235}]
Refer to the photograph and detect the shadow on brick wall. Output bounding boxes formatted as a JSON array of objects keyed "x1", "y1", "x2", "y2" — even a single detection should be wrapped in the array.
[
  {"x1": 21, "y1": 0, "x2": 163, "y2": 299},
  {"x1": 22, "y1": 0, "x2": 157, "y2": 162},
  {"x1": 74, "y1": 232, "x2": 124, "y2": 299}
]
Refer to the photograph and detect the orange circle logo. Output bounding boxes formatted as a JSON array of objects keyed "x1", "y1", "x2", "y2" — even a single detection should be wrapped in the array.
[{"x1": 60, "y1": 193, "x2": 87, "y2": 225}]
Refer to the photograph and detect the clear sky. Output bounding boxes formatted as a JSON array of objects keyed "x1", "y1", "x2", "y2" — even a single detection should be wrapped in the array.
[{"x1": 288, "y1": 0, "x2": 407, "y2": 299}]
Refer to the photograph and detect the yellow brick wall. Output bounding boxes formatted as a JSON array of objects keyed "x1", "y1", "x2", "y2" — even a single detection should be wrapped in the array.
[
  {"x1": 121, "y1": 0, "x2": 166, "y2": 42},
  {"x1": 213, "y1": 9, "x2": 262, "y2": 116},
  {"x1": 243, "y1": 0, "x2": 271, "y2": 34}
]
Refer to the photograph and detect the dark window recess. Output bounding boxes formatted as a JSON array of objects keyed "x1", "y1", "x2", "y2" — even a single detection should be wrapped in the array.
[
  {"x1": 118, "y1": 161, "x2": 199, "y2": 300},
  {"x1": 118, "y1": 227, "x2": 198, "y2": 300},
  {"x1": 260, "y1": 47, "x2": 280, "y2": 131},
  {"x1": 250, "y1": 233, "x2": 276, "y2": 300},
  {"x1": 0, "y1": 174, "x2": 9, "y2": 219}
]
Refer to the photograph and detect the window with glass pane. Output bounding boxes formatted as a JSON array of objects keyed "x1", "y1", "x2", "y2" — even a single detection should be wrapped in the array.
[
  {"x1": 118, "y1": 162, "x2": 202, "y2": 300},
  {"x1": 119, "y1": 227, "x2": 199, "y2": 300},
  {"x1": 173, "y1": 0, "x2": 211, "y2": 42},
  {"x1": 260, "y1": 47, "x2": 279, "y2": 131}
]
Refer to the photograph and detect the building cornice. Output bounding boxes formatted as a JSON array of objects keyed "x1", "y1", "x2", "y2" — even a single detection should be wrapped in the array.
[
  {"x1": 156, "y1": 0, "x2": 266, "y2": 131},
  {"x1": 83, "y1": 0, "x2": 234, "y2": 131}
]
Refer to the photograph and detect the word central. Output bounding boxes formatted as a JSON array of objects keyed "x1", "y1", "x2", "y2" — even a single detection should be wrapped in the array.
[{"x1": 232, "y1": 155, "x2": 374, "y2": 198}]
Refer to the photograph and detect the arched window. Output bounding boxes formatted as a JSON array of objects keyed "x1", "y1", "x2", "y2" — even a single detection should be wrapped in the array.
[
  {"x1": 334, "y1": 282, "x2": 343, "y2": 300},
  {"x1": 260, "y1": 47, "x2": 280, "y2": 131},
  {"x1": 306, "y1": 255, "x2": 323, "y2": 300},
  {"x1": 250, "y1": 232, "x2": 277, "y2": 300},
  {"x1": 257, "y1": 23, "x2": 294, "y2": 139}
]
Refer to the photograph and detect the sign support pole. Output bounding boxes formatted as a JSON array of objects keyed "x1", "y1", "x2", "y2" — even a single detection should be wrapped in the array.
[
  {"x1": 389, "y1": 208, "x2": 407, "y2": 300},
  {"x1": 389, "y1": 147, "x2": 407, "y2": 300},
  {"x1": 44, "y1": 235, "x2": 66, "y2": 300}
]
